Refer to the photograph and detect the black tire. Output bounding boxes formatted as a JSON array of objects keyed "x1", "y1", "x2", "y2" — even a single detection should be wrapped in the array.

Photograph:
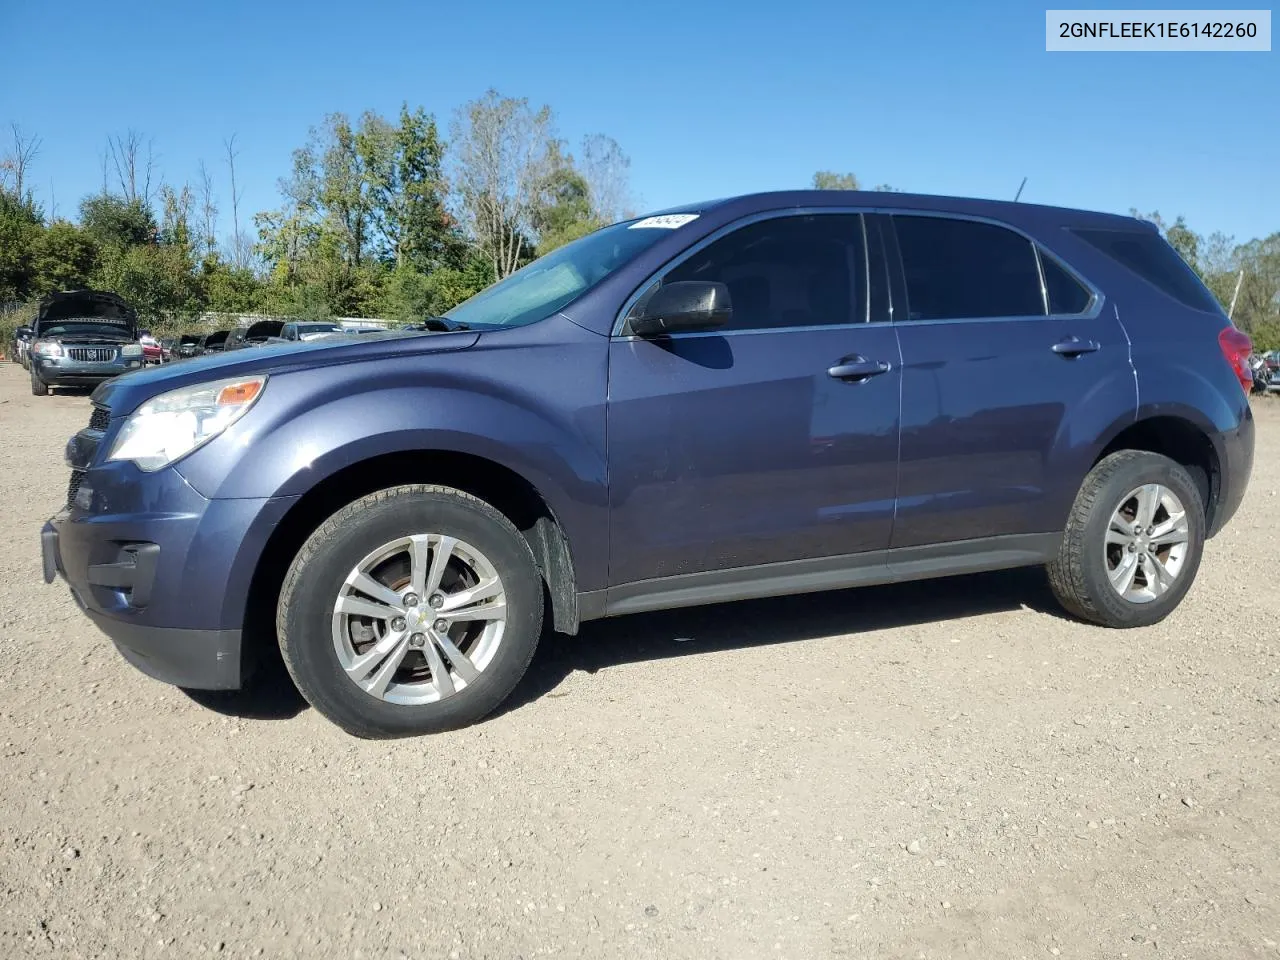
[
  {"x1": 277, "y1": 485, "x2": 544, "y2": 738},
  {"x1": 1047, "y1": 450, "x2": 1205, "y2": 628},
  {"x1": 30, "y1": 372, "x2": 48, "y2": 396}
]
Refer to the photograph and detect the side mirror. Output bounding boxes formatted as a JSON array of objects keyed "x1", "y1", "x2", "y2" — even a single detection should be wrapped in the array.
[{"x1": 628, "y1": 281, "x2": 732, "y2": 337}]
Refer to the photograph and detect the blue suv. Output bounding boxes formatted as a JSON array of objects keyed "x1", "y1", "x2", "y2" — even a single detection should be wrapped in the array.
[{"x1": 41, "y1": 192, "x2": 1255, "y2": 737}]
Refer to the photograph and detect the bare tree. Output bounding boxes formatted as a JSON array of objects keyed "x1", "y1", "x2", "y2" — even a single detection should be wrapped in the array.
[
  {"x1": 0, "y1": 123, "x2": 42, "y2": 197},
  {"x1": 107, "y1": 130, "x2": 155, "y2": 205},
  {"x1": 579, "y1": 133, "x2": 633, "y2": 224},
  {"x1": 196, "y1": 161, "x2": 219, "y2": 260},
  {"x1": 450, "y1": 90, "x2": 558, "y2": 278},
  {"x1": 224, "y1": 134, "x2": 249, "y2": 268}
]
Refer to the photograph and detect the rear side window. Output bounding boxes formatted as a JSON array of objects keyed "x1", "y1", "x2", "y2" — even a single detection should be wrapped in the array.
[
  {"x1": 893, "y1": 216, "x2": 1044, "y2": 320},
  {"x1": 1040, "y1": 253, "x2": 1093, "y2": 315},
  {"x1": 1071, "y1": 228, "x2": 1222, "y2": 314},
  {"x1": 660, "y1": 214, "x2": 867, "y2": 330}
]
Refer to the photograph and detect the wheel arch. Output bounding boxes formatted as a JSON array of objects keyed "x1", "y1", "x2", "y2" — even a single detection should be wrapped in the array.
[
  {"x1": 238, "y1": 449, "x2": 583, "y2": 679},
  {"x1": 1092, "y1": 412, "x2": 1222, "y2": 529}
]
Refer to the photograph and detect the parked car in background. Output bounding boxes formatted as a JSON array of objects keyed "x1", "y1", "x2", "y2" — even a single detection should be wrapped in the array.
[
  {"x1": 42, "y1": 192, "x2": 1255, "y2": 738},
  {"x1": 159, "y1": 338, "x2": 177, "y2": 362},
  {"x1": 224, "y1": 320, "x2": 285, "y2": 351},
  {"x1": 9, "y1": 324, "x2": 34, "y2": 364},
  {"x1": 174, "y1": 334, "x2": 202, "y2": 359},
  {"x1": 280, "y1": 321, "x2": 343, "y2": 342},
  {"x1": 28, "y1": 290, "x2": 145, "y2": 396},
  {"x1": 138, "y1": 331, "x2": 163, "y2": 365},
  {"x1": 196, "y1": 330, "x2": 231, "y2": 355}
]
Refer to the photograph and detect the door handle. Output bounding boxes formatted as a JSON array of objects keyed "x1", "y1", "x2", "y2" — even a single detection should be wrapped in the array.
[
  {"x1": 827, "y1": 356, "x2": 892, "y2": 382},
  {"x1": 1051, "y1": 336, "x2": 1101, "y2": 357}
]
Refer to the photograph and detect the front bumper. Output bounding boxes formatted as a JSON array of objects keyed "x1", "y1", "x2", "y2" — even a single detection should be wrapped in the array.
[
  {"x1": 32, "y1": 355, "x2": 143, "y2": 386},
  {"x1": 42, "y1": 457, "x2": 296, "y2": 690},
  {"x1": 42, "y1": 506, "x2": 244, "y2": 689}
]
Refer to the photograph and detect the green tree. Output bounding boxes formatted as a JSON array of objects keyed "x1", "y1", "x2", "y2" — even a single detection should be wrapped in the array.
[
  {"x1": 201, "y1": 258, "x2": 261, "y2": 313},
  {"x1": 96, "y1": 242, "x2": 200, "y2": 323},
  {"x1": 30, "y1": 221, "x2": 98, "y2": 295},
  {"x1": 79, "y1": 193, "x2": 156, "y2": 249},
  {"x1": 812, "y1": 171, "x2": 860, "y2": 190},
  {"x1": 0, "y1": 189, "x2": 42, "y2": 301},
  {"x1": 358, "y1": 104, "x2": 459, "y2": 271},
  {"x1": 532, "y1": 146, "x2": 599, "y2": 255}
]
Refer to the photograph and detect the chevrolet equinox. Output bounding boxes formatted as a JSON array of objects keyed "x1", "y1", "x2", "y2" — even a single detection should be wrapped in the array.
[{"x1": 41, "y1": 192, "x2": 1256, "y2": 738}]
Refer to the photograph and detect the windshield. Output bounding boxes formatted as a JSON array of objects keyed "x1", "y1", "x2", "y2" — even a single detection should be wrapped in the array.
[
  {"x1": 299, "y1": 323, "x2": 341, "y2": 333},
  {"x1": 445, "y1": 217, "x2": 694, "y2": 330},
  {"x1": 38, "y1": 321, "x2": 134, "y2": 340}
]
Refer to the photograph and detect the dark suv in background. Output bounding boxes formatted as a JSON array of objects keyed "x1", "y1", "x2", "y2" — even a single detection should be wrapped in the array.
[
  {"x1": 28, "y1": 290, "x2": 145, "y2": 396},
  {"x1": 41, "y1": 192, "x2": 1254, "y2": 738}
]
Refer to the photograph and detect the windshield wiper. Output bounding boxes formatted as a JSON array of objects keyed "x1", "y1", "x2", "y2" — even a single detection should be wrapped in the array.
[{"x1": 420, "y1": 316, "x2": 470, "y2": 332}]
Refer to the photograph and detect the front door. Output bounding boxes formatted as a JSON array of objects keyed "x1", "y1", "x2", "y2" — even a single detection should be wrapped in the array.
[{"x1": 606, "y1": 212, "x2": 903, "y2": 586}]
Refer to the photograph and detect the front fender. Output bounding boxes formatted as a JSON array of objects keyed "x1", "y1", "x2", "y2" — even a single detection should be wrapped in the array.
[{"x1": 175, "y1": 329, "x2": 610, "y2": 590}]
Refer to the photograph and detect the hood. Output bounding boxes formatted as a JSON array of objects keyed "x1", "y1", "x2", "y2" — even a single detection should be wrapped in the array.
[
  {"x1": 92, "y1": 328, "x2": 481, "y2": 416},
  {"x1": 243, "y1": 320, "x2": 285, "y2": 341},
  {"x1": 35, "y1": 290, "x2": 137, "y2": 337}
]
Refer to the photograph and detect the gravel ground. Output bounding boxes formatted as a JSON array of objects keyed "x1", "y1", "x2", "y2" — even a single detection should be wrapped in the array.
[{"x1": 1, "y1": 363, "x2": 1277, "y2": 960}]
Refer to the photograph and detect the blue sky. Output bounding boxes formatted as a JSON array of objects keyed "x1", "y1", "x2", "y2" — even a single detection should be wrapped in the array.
[{"x1": 3, "y1": 0, "x2": 1276, "y2": 243}]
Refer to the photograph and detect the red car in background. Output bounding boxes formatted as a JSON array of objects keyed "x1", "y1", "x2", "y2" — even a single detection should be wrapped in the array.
[{"x1": 138, "y1": 331, "x2": 163, "y2": 365}]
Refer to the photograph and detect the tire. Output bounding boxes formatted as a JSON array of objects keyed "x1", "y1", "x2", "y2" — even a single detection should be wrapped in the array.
[
  {"x1": 277, "y1": 484, "x2": 544, "y2": 738},
  {"x1": 30, "y1": 372, "x2": 48, "y2": 396},
  {"x1": 1047, "y1": 450, "x2": 1205, "y2": 628}
]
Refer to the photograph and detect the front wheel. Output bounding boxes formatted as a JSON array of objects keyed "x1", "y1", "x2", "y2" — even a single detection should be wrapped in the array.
[
  {"x1": 30, "y1": 372, "x2": 48, "y2": 396},
  {"x1": 277, "y1": 485, "x2": 544, "y2": 738},
  {"x1": 1047, "y1": 450, "x2": 1205, "y2": 628}
]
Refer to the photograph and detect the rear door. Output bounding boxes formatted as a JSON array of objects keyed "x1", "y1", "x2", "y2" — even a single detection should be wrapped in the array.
[
  {"x1": 881, "y1": 212, "x2": 1134, "y2": 549},
  {"x1": 607, "y1": 212, "x2": 903, "y2": 586}
]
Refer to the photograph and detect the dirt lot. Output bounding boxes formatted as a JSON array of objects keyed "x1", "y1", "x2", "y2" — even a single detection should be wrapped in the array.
[{"x1": 1, "y1": 363, "x2": 1277, "y2": 960}]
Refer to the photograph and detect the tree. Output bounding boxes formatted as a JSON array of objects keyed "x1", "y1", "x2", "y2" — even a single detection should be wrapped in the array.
[
  {"x1": 532, "y1": 143, "x2": 598, "y2": 255},
  {"x1": 201, "y1": 259, "x2": 261, "y2": 313},
  {"x1": 224, "y1": 134, "x2": 251, "y2": 269},
  {"x1": 95, "y1": 242, "x2": 200, "y2": 323},
  {"x1": 450, "y1": 90, "x2": 559, "y2": 278},
  {"x1": 0, "y1": 124, "x2": 41, "y2": 200},
  {"x1": 358, "y1": 104, "x2": 458, "y2": 271},
  {"x1": 106, "y1": 130, "x2": 155, "y2": 206},
  {"x1": 0, "y1": 189, "x2": 42, "y2": 301},
  {"x1": 80, "y1": 193, "x2": 156, "y2": 248},
  {"x1": 196, "y1": 161, "x2": 219, "y2": 263},
  {"x1": 30, "y1": 221, "x2": 98, "y2": 295},
  {"x1": 812, "y1": 171, "x2": 859, "y2": 191},
  {"x1": 579, "y1": 133, "x2": 633, "y2": 224}
]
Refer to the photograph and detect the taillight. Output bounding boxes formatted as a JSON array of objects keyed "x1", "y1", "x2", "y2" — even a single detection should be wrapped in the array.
[{"x1": 1218, "y1": 326, "x2": 1253, "y2": 392}]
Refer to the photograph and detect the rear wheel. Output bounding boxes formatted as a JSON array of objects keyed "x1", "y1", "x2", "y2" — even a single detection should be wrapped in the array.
[
  {"x1": 30, "y1": 371, "x2": 48, "y2": 396},
  {"x1": 277, "y1": 485, "x2": 543, "y2": 738},
  {"x1": 1047, "y1": 450, "x2": 1205, "y2": 628}
]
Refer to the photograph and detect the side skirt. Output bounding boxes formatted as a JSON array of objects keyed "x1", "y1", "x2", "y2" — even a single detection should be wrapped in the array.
[{"x1": 577, "y1": 532, "x2": 1061, "y2": 621}]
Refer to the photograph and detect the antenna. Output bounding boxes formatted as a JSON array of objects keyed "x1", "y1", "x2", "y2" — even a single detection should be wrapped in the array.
[
  {"x1": 1013, "y1": 177, "x2": 1028, "y2": 202},
  {"x1": 1228, "y1": 269, "x2": 1245, "y2": 321}
]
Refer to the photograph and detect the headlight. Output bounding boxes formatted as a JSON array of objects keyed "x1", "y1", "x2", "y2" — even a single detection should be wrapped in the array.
[
  {"x1": 121, "y1": 344, "x2": 143, "y2": 357},
  {"x1": 106, "y1": 376, "x2": 267, "y2": 471},
  {"x1": 32, "y1": 340, "x2": 63, "y2": 358}
]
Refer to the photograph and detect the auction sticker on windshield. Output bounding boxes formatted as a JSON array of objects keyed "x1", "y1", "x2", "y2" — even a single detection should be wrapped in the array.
[{"x1": 628, "y1": 214, "x2": 700, "y2": 229}]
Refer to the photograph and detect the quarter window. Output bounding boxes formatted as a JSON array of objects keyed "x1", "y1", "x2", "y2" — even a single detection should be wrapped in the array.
[
  {"x1": 1040, "y1": 252, "x2": 1093, "y2": 315},
  {"x1": 654, "y1": 215, "x2": 868, "y2": 331},
  {"x1": 1070, "y1": 227, "x2": 1222, "y2": 314},
  {"x1": 893, "y1": 216, "x2": 1045, "y2": 321}
]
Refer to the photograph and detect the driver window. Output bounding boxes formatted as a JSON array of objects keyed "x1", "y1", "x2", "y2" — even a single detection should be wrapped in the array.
[{"x1": 660, "y1": 214, "x2": 867, "y2": 331}]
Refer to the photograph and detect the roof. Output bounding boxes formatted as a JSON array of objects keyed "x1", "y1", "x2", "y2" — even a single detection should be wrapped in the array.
[{"x1": 642, "y1": 191, "x2": 1151, "y2": 233}]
